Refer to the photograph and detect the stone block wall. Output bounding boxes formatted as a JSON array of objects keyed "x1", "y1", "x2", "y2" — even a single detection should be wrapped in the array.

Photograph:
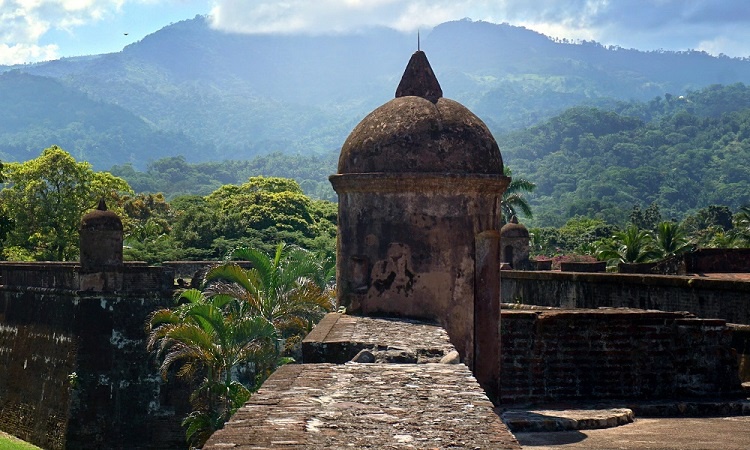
[
  {"x1": 501, "y1": 270, "x2": 750, "y2": 325},
  {"x1": 684, "y1": 249, "x2": 750, "y2": 274},
  {"x1": 499, "y1": 309, "x2": 741, "y2": 405},
  {"x1": 0, "y1": 265, "x2": 189, "y2": 450},
  {"x1": 730, "y1": 324, "x2": 750, "y2": 382},
  {"x1": 206, "y1": 314, "x2": 521, "y2": 449}
]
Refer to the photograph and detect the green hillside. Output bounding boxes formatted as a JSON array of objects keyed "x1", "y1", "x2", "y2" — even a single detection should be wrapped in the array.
[
  {"x1": 501, "y1": 83, "x2": 750, "y2": 227},
  {"x1": 0, "y1": 70, "x2": 209, "y2": 168},
  {"x1": 6, "y1": 17, "x2": 750, "y2": 169}
]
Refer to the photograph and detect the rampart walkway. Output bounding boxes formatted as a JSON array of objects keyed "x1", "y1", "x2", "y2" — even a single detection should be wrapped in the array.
[{"x1": 204, "y1": 313, "x2": 521, "y2": 449}]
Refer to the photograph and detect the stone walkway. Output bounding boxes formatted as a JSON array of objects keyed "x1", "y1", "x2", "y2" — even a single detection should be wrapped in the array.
[
  {"x1": 204, "y1": 363, "x2": 521, "y2": 449},
  {"x1": 515, "y1": 416, "x2": 750, "y2": 450}
]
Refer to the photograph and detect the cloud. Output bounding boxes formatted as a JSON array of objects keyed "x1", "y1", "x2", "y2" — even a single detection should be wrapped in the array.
[
  {"x1": 5, "y1": 0, "x2": 750, "y2": 65},
  {"x1": 208, "y1": 0, "x2": 497, "y2": 34},
  {"x1": 208, "y1": 0, "x2": 750, "y2": 57},
  {"x1": 0, "y1": 0, "x2": 127, "y2": 65}
]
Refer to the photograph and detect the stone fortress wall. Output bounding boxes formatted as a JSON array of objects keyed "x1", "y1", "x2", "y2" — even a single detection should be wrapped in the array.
[{"x1": 0, "y1": 262, "x2": 188, "y2": 450}]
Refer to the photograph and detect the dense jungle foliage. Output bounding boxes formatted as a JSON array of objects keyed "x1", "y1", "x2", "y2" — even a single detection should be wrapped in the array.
[
  {"x1": 501, "y1": 83, "x2": 750, "y2": 227},
  {"x1": 2, "y1": 84, "x2": 750, "y2": 265},
  {"x1": 0, "y1": 147, "x2": 337, "y2": 263},
  {"x1": 104, "y1": 83, "x2": 750, "y2": 231}
]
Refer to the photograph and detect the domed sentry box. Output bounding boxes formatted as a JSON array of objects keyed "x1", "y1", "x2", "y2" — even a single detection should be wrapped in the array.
[
  {"x1": 500, "y1": 216, "x2": 531, "y2": 270},
  {"x1": 79, "y1": 199, "x2": 124, "y2": 273},
  {"x1": 329, "y1": 50, "x2": 510, "y2": 395}
]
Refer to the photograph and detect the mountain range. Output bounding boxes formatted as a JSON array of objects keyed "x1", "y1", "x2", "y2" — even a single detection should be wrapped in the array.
[{"x1": 4, "y1": 16, "x2": 750, "y2": 170}]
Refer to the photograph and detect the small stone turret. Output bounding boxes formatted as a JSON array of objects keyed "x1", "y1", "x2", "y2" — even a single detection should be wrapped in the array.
[
  {"x1": 79, "y1": 199, "x2": 123, "y2": 273},
  {"x1": 500, "y1": 216, "x2": 530, "y2": 269}
]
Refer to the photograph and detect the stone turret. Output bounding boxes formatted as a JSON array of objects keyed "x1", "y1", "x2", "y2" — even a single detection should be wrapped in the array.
[
  {"x1": 500, "y1": 216, "x2": 530, "y2": 269},
  {"x1": 330, "y1": 50, "x2": 509, "y2": 385},
  {"x1": 79, "y1": 199, "x2": 123, "y2": 273}
]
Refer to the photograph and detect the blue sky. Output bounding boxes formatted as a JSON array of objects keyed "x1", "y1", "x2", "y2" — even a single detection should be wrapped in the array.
[{"x1": 3, "y1": 1, "x2": 750, "y2": 65}]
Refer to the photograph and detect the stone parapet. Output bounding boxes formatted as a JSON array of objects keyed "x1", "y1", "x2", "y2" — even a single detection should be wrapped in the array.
[
  {"x1": 500, "y1": 309, "x2": 742, "y2": 405},
  {"x1": 501, "y1": 270, "x2": 750, "y2": 325},
  {"x1": 0, "y1": 262, "x2": 172, "y2": 293},
  {"x1": 302, "y1": 313, "x2": 455, "y2": 364}
]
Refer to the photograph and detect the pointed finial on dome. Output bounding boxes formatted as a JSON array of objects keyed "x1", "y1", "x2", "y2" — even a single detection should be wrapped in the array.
[
  {"x1": 97, "y1": 198, "x2": 108, "y2": 211},
  {"x1": 395, "y1": 50, "x2": 443, "y2": 103}
]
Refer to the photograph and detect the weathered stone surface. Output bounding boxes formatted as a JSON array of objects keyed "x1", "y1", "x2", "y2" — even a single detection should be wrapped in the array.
[
  {"x1": 0, "y1": 267, "x2": 188, "y2": 450},
  {"x1": 79, "y1": 200, "x2": 123, "y2": 273},
  {"x1": 500, "y1": 217, "x2": 530, "y2": 270},
  {"x1": 500, "y1": 270, "x2": 750, "y2": 324},
  {"x1": 499, "y1": 309, "x2": 742, "y2": 404},
  {"x1": 303, "y1": 313, "x2": 455, "y2": 364},
  {"x1": 395, "y1": 50, "x2": 443, "y2": 103},
  {"x1": 501, "y1": 408, "x2": 634, "y2": 432},
  {"x1": 440, "y1": 350, "x2": 461, "y2": 364},
  {"x1": 331, "y1": 51, "x2": 509, "y2": 372},
  {"x1": 204, "y1": 363, "x2": 521, "y2": 449},
  {"x1": 337, "y1": 96, "x2": 503, "y2": 174}
]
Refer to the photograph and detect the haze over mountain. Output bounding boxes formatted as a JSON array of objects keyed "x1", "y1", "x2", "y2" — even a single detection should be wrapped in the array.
[{"x1": 4, "y1": 16, "x2": 750, "y2": 170}]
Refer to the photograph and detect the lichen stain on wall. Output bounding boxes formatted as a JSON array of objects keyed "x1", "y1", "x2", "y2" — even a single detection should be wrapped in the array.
[{"x1": 0, "y1": 321, "x2": 75, "y2": 450}]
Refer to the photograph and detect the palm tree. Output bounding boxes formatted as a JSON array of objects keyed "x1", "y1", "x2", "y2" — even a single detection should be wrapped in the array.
[
  {"x1": 501, "y1": 166, "x2": 536, "y2": 223},
  {"x1": 204, "y1": 243, "x2": 334, "y2": 341},
  {"x1": 147, "y1": 243, "x2": 334, "y2": 446},
  {"x1": 147, "y1": 289, "x2": 277, "y2": 447},
  {"x1": 654, "y1": 221, "x2": 692, "y2": 258},
  {"x1": 596, "y1": 225, "x2": 661, "y2": 266},
  {"x1": 733, "y1": 205, "x2": 750, "y2": 246}
]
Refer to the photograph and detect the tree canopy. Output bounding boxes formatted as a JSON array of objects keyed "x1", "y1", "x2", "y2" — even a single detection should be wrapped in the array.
[{"x1": 0, "y1": 146, "x2": 131, "y2": 260}]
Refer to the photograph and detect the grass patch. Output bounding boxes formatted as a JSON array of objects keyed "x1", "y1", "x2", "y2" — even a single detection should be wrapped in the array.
[{"x1": 0, "y1": 431, "x2": 41, "y2": 450}]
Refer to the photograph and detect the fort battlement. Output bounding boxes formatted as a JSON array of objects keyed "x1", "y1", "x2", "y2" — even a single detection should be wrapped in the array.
[{"x1": 0, "y1": 262, "x2": 187, "y2": 450}]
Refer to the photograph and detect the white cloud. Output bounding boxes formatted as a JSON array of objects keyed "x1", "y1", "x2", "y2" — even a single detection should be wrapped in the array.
[
  {"x1": 0, "y1": 0, "x2": 126, "y2": 64},
  {"x1": 207, "y1": 0, "x2": 750, "y2": 57},
  {"x1": 0, "y1": 42, "x2": 59, "y2": 65},
  {"x1": 208, "y1": 0, "x2": 491, "y2": 34},
  {"x1": 4, "y1": 0, "x2": 750, "y2": 65}
]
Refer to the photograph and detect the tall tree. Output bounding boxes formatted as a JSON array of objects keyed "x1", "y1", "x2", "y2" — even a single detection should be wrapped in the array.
[
  {"x1": 0, "y1": 146, "x2": 131, "y2": 260},
  {"x1": 501, "y1": 166, "x2": 536, "y2": 223}
]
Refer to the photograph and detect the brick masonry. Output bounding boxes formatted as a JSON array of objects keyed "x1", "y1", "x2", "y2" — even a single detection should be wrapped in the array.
[
  {"x1": 500, "y1": 270, "x2": 750, "y2": 325},
  {"x1": 499, "y1": 309, "x2": 742, "y2": 405}
]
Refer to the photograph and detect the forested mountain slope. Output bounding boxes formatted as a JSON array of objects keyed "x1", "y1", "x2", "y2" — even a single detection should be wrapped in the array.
[
  {"x1": 108, "y1": 83, "x2": 750, "y2": 229},
  {"x1": 501, "y1": 84, "x2": 750, "y2": 226},
  {"x1": 5, "y1": 17, "x2": 750, "y2": 168},
  {"x1": 0, "y1": 71, "x2": 208, "y2": 168}
]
